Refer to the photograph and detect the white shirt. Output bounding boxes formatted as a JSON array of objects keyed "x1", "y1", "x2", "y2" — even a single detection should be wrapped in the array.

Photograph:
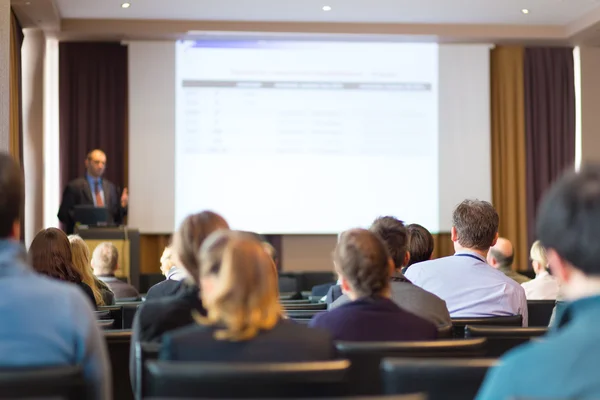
[
  {"x1": 521, "y1": 271, "x2": 560, "y2": 300},
  {"x1": 405, "y1": 251, "x2": 528, "y2": 326}
]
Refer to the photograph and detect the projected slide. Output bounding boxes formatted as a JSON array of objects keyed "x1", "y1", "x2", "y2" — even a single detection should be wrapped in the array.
[{"x1": 175, "y1": 40, "x2": 439, "y2": 234}]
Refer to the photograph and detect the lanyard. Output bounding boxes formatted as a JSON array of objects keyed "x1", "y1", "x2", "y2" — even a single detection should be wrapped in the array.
[{"x1": 455, "y1": 253, "x2": 485, "y2": 262}]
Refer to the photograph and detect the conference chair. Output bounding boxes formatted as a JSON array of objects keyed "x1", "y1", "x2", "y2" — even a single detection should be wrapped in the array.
[
  {"x1": 144, "y1": 359, "x2": 351, "y2": 398},
  {"x1": 0, "y1": 365, "x2": 87, "y2": 399},
  {"x1": 283, "y1": 303, "x2": 327, "y2": 311},
  {"x1": 464, "y1": 325, "x2": 548, "y2": 357},
  {"x1": 97, "y1": 305, "x2": 124, "y2": 330},
  {"x1": 287, "y1": 310, "x2": 325, "y2": 321},
  {"x1": 437, "y1": 324, "x2": 453, "y2": 339},
  {"x1": 381, "y1": 358, "x2": 497, "y2": 400},
  {"x1": 97, "y1": 319, "x2": 116, "y2": 330},
  {"x1": 527, "y1": 300, "x2": 556, "y2": 327},
  {"x1": 451, "y1": 315, "x2": 523, "y2": 338},
  {"x1": 134, "y1": 341, "x2": 161, "y2": 400},
  {"x1": 105, "y1": 330, "x2": 134, "y2": 400},
  {"x1": 335, "y1": 338, "x2": 487, "y2": 395}
]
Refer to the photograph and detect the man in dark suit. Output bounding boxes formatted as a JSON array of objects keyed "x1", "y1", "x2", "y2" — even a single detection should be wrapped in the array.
[{"x1": 58, "y1": 149, "x2": 128, "y2": 234}]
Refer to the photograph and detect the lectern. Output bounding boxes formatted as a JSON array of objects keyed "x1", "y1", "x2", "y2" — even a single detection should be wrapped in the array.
[{"x1": 75, "y1": 226, "x2": 141, "y2": 291}]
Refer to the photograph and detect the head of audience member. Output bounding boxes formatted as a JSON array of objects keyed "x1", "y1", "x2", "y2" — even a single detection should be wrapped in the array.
[
  {"x1": 85, "y1": 149, "x2": 107, "y2": 179},
  {"x1": 536, "y1": 164, "x2": 600, "y2": 300},
  {"x1": 451, "y1": 199, "x2": 499, "y2": 257},
  {"x1": 487, "y1": 237, "x2": 515, "y2": 270},
  {"x1": 159, "y1": 245, "x2": 178, "y2": 276},
  {"x1": 68, "y1": 234, "x2": 104, "y2": 305},
  {"x1": 29, "y1": 228, "x2": 82, "y2": 283},
  {"x1": 196, "y1": 230, "x2": 282, "y2": 341},
  {"x1": 369, "y1": 216, "x2": 409, "y2": 271},
  {"x1": 530, "y1": 240, "x2": 549, "y2": 276},
  {"x1": 91, "y1": 242, "x2": 119, "y2": 277},
  {"x1": 406, "y1": 223, "x2": 435, "y2": 268},
  {"x1": 334, "y1": 228, "x2": 394, "y2": 301},
  {"x1": 172, "y1": 211, "x2": 229, "y2": 283},
  {"x1": 0, "y1": 153, "x2": 24, "y2": 241}
]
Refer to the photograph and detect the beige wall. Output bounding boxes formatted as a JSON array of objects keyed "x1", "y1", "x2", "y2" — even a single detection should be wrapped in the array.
[
  {"x1": 579, "y1": 46, "x2": 600, "y2": 165},
  {"x1": 282, "y1": 235, "x2": 337, "y2": 272},
  {"x1": 0, "y1": 0, "x2": 9, "y2": 151}
]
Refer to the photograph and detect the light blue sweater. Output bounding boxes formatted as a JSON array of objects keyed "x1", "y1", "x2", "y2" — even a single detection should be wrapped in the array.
[{"x1": 0, "y1": 240, "x2": 110, "y2": 399}]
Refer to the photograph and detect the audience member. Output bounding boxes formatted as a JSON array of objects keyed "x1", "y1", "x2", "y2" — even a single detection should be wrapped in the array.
[
  {"x1": 487, "y1": 237, "x2": 531, "y2": 284},
  {"x1": 29, "y1": 228, "x2": 96, "y2": 307},
  {"x1": 0, "y1": 153, "x2": 110, "y2": 399},
  {"x1": 521, "y1": 240, "x2": 560, "y2": 300},
  {"x1": 310, "y1": 228, "x2": 438, "y2": 341},
  {"x1": 92, "y1": 242, "x2": 140, "y2": 300},
  {"x1": 329, "y1": 217, "x2": 451, "y2": 327},
  {"x1": 145, "y1": 245, "x2": 186, "y2": 300},
  {"x1": 69, "y1": 234, "x2": 115, "y2": 306},
  {"x1": 477, "y1": 164, "x2": 600, "y2": 399},
  {"x1": 161, "y1": 230, "x2": 335, "y2": 361},
  {"x1": 405, "y1": 200, "x2": 528, "y2": 325},
  {"x1": 405, "y1": 223, "x2": 435, "y2": 270}
]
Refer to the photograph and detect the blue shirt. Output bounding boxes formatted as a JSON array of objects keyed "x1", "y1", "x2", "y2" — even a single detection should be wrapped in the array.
[
  {"x1": 477, "y1": 295, "x2": 600, "y2": 400},
  {"x1": 405, "y1": 251, "x2": 528, "y2": 325},
  {"x1": 0, "y1": 240, "x2": 110, "y2": 399},
  {"x1": 86, "y1": 173, "x2": 105, "y2": 206}
]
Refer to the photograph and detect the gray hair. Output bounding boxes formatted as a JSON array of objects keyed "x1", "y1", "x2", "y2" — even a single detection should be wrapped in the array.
[{"x1": 91, "y1": 242, "x2": 119, "y2": 275}]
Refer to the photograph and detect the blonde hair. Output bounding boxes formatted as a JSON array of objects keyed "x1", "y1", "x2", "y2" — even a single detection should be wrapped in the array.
[
  {"x1": 530, "y1": 240, "x2": 549, "y2": 269},
  {"x1": 68, "y1": 235, "x2": 105, "y2": 306},
  {"x1": 195, "y1": 231, "x2": 282, "y2": 341}
]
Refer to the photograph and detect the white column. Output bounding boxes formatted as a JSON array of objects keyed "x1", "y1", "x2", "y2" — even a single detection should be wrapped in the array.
[
  {"x1": 578, "y1": 46, "x2": 600, "y2": 166},
  {"x1": 0, "y1": 0, "x2": 10, "y2": 151},
  {"x1": 22, "y1": 28, "x2": 45, "y2": 246}
]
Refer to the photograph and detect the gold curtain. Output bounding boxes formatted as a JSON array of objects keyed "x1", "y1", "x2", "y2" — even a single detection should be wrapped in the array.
[
  {"x1": 9, "y1": 11, "x2": 21, "y2": 163},
  {"x1": 491, "y1": 46, "x2": 529, "y2": 272}
]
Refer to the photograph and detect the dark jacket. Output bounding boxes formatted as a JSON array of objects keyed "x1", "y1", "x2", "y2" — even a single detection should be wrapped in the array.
[
  {"x1": 77, "y1": 282, "x2": 97, "y2": 309},
  {"x1": 311, "y1": 295, "x2": 438, "y2": 342},
  {"x1": 161, "y1": 319, "x2": 336, "y2": 362},
  {"x1": 97, "y1": 276, "x2": 139, "y2": 300},
  {"x1": 58, "y1": 177, "x2": 127, "y2": 234},
  {"x1": 145, "y1": 279, "x2": 184, "y2": 301},
  {"x1": 327, "y1": 272, "x2": 452, "y2": 327}
]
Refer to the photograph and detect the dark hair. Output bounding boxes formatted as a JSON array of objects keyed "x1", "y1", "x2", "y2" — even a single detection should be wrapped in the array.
[
  {"x1": 537, "y1": 164, "x2": 600, "y2": 276},
  {"x1": 452, "y1": 200, "x2": 499, "y2": 251},
  {"x1": 369, "y1": 216, "x2": 408, "y2": 269},
  {"x1": 488, "y1": 248, "x2": 514, "y2": 268},
  {"x1": 29, "y1": 228, "x2": 82, "y2": 283},
  {"x1": 406, "y1": 224, "x2": 434, "y2": 267},
  {"x1": 334, "y1": 228, "x2": 391, "y2": 298},
  {"x1": 0, "y1": 153, "x2": 24, "y2": 238},
  {"x1": 172, "y1": 211, "x2": 229, "y2": 281}
]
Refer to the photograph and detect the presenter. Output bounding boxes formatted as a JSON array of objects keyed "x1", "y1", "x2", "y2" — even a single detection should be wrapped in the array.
[{"x1": 58, "y1": 149, "x2": 128, "y2": 234}]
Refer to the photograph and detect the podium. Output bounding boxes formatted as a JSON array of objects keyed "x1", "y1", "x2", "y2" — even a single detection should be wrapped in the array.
[{"x1": 75, "y1": 226, "x2": 141, "y2": 291}]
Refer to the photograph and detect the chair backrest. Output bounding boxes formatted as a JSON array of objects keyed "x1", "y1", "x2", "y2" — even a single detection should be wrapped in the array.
[
  {"x1": 464, "y1": 325, "x2": 548, "y2": 357},
  {"x1": 283, "y1": 303, "x2": 327, "y2": 311},
  {"x1": 527, "y1": 300, "x2": 556, "y2": 327},
  {"x1": 97, "y1": 319, "x2": 115, "y2": 330},
  {"x1": 437, "y1": 324, "x2": 453, "y2": 339},
  {"x1": 97, "y1": 306, "x2": 124, "y2": 330},
  {"x1": 0, "y1": 365, "x2": 87, "y2": 399},
  {"x1": 381, "y1": 358, "x2": 497, "y2": 400},
  {"x1": 116, "y1": 297, "x2": 141, "y2": 303},
  {"x1": 122, "y1": 303, "x2": 141, "y2": 330},
  {"x1": 451, "y1": 315, "x2": 523, "y2": 337},
  {"x1": 286, "y1": 310, "x2": 325, "y2": 320},
  {"x1": 104, "y1": 330, "x2": 134, "y2": 400},
  {"x1": 145, "y1": 360, "x2": 350, "y2": 398},
  {"x1": 335, "y1": 339, "x2": 487, "y2": 395},
  {"x1": 135, "y1": 341, "x2": 161, "y2": 400}
]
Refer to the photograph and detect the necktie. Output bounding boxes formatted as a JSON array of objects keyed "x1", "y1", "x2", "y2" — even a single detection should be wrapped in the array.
[{"x1": 95, "y1": 181, "x2": 104, "y2": 207}]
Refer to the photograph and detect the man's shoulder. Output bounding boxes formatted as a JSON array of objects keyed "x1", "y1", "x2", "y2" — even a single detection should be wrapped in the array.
[{"x1": 66, "y1": 177, "x2": 88, "y2": 189}]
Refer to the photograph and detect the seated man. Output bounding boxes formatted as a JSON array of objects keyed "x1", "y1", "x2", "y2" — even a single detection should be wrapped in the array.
[
  {"x1": 405, "y1": 200, "x2": 528, "y2": 325},
  {"x1": 477, "y1": 164, "x2": 600, "y2": 400},
  {"x1": 145, "y1": 245, "x2": 187, "y2": 300},
  {"x1": 92, "y1": 242, "x2": 140, "y2": 300},
  {"x1": 0, "y1": 153, "x2": 109, "y2": 399},
  {"x1": 310, "y1": 228, "x2": 438, "y2": 342},
  {"x1": 405, "y1": 223, "x2": 435, "y2": 270},
  {"x1": 487, "y1": 237, "x2": 531, "y2": 284},
  {"x1": 330, "y1": 217, "x2": 451, "y2": 327}
]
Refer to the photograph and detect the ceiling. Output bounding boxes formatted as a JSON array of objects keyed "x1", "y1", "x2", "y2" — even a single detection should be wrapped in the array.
[{"x1": 54, "y1": 0, "x2": 600, "y2": 25}]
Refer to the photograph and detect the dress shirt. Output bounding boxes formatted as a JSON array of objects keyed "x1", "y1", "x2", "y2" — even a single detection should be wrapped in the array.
[
  {"x1": 86, "y1": 173, "x2": 105, "y2": 206},
  {"x1": 521, "y1": 271, "x2": 560, "y2": 300},
  {"x1": 477, "y1": 294, "x2": 600, "y2": 400},
  {"x1": 405, "y1": 251, "x2": 528, "y2": 326},
  {"x1": 498, "y1": 265, "x2": 531, "y2": 284}
]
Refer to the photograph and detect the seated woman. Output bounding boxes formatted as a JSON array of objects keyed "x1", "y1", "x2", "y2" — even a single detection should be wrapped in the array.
[
  {"x1": 160, "y1": 231, "x2": 335, "y2": 362},
  {"x1": 310, "y1": 228, "x2": 438, "y2": 342},
  {"x1": 145, "y1": 244, "x2": 186, "y2": 300},
  {"x1": 29, "y1": 228, "x2": 96, "y2": 307},
  {"x1": 522, "y1": 240, "x2": 560, "y2": 300},
  {"x1": 69, "y1": 234, "x2": 115, "y2": 306}
]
